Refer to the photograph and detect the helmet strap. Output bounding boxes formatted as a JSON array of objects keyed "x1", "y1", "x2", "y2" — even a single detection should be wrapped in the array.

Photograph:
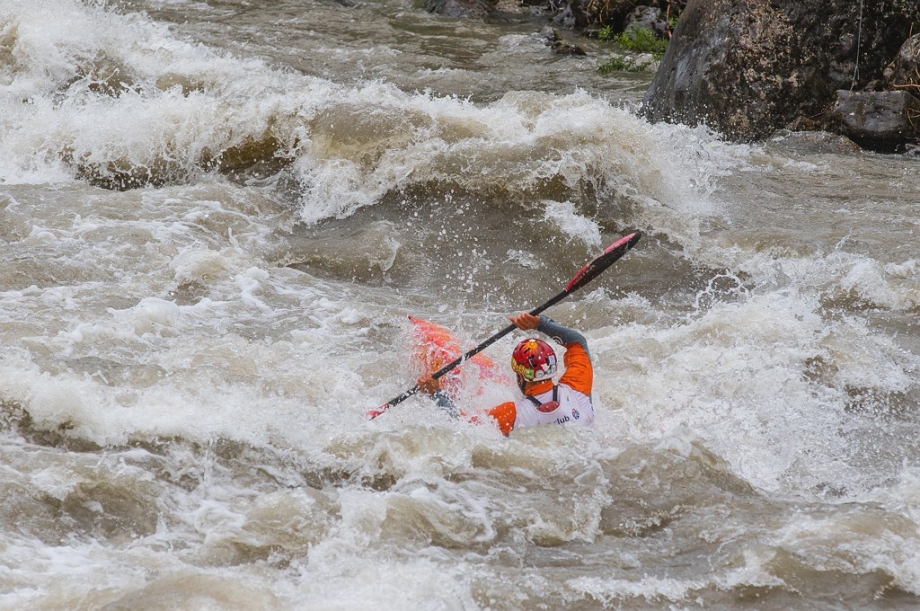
[
  {"x1": 516, "y1": 374, "x2": 528, "y2": 393},
  {"x1": 521, "y1": 378, "x2": 553, "y2": 396},
  {"x1": 527, "y1": 386, "x2": 560, "y2": 412}
]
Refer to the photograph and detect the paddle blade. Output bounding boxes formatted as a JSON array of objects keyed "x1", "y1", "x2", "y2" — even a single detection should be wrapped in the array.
[
  {"x1": 565, "y1": 231, "x2": 642, "y2": 293},
  {"x1": 366, "y1": 404, "x2": 388, "y2": 420}
]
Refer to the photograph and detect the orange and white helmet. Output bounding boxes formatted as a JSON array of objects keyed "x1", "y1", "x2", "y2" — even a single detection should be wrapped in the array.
[{"x1": 511, "y1": 338, "x2": 557, "y2": 382}]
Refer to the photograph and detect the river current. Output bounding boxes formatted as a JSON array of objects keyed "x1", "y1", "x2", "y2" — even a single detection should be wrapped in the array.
[{"x1": 2, "y1": 0, "x2": 920, "y2": 609}]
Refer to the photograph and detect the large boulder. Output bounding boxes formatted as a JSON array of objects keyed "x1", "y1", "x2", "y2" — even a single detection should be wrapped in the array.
[{"x1": 641, "y1": 0, "x2": 920, "y2": 145}]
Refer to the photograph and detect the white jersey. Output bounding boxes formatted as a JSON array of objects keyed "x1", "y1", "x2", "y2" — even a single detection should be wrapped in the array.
[{"x1": 512, "y1": 383, "x2": 594, "y2": 429}]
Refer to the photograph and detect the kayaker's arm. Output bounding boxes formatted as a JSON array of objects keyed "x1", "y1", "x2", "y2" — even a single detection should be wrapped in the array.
[
  {"x1": 535, "y1": 315, "x2": 591, "y2": 360},
  {"x1": 416, "y1": 374, "x2": 459, "y2": 418},
  {"x1": 510, "y1": 312, "x2": 590, "y2": 358}
]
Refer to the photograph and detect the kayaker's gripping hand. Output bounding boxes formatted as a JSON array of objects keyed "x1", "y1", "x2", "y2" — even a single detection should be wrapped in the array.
[
  {"x1": 416, "y1": 374, "x2": 441, "y2": 395},
  {"x1": 417, "y1": 373, "x2": 459, "y2": 418},
  {"x1": 509, "y1": 312, "x2": 540, "y2": 330}
]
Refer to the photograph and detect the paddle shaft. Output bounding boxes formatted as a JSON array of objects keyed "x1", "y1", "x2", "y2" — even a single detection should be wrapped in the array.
[
  {"x1": 378, "y1": 291, "x2": 568, "y2": 410},
  {"x1": 368, "y1": 231, "x2": 642, "y2": 417}
]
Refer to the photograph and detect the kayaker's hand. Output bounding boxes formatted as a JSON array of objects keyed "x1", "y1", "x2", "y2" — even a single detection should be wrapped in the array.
[
  {"x1": 416, "y1": 374, "x2": 440, "y2": 395},
  {"x1": 510, "y1": 312, "x2": 540, "y2": 330}
]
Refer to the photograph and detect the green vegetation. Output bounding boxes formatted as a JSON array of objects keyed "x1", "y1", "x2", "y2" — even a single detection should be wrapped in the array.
[
  {"x1": 596, "y1": 24, "x2": 670, "y2": 74},
  {"x1": 598, "y1": 56, "x2": 633, "y2": 74},
  {"x1": 612, "y1": 26, "x2": 669, "y2": 55},
  {"x1": 597, "y1": 54, "x2": 655, "y2": 74}
]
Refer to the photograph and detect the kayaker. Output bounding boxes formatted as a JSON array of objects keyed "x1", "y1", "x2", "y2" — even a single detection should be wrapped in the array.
[{"x1": 416, "y1": 312, "x2": 594, "y2": 435}]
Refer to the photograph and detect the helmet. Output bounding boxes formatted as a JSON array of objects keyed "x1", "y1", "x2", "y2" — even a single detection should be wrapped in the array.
[{"x1": 511, "y1": 338, "x2": 557, "y2": 382}]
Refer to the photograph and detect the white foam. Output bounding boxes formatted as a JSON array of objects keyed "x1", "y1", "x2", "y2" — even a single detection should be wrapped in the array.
[
  {"x1": 543, "y1": 200, "x2": 602, "y2": 249},
  {"x1": 590, "y1": 290, "x2": 864, "y2": 493},
  {"x1": 0, "y1": 0, "x2": 744, "y2": 238}
]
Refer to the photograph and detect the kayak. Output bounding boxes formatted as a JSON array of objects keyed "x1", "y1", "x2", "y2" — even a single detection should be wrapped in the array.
[{"x1": 407, "y1": 315, "x2": 513, "y2": 403}]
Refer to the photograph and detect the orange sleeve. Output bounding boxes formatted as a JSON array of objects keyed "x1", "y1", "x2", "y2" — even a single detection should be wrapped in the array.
[
  {"x1": 468, "y1": 401, "x2": 516, "y2": 436},
  {"x1": 558, "y1": 343, "x2": 592, "y2": 395}
]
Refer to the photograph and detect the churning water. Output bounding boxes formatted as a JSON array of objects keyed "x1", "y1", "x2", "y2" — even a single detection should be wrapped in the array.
[{"x1": 1, "y1": 0, "x2": 919, "y2": 609}]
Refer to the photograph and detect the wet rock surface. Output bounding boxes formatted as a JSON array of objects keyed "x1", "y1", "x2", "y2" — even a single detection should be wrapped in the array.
[{"x1": 640, "y1": 0, "x2": 920, "y2": 151}]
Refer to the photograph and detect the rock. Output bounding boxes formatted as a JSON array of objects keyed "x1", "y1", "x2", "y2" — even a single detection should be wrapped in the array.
[
  {"x1": 576, "y1": 0, "x2": 635, "y2": 29},
  {"x1": 598, "y1": 51, "x2": 660, "y2": 74},
  {"x1": 832, "y1": 90, "x2": 920, "y2": 152},
  {"x1": 641, "y1": 0, "x2": 920, "y2": 147},
  {"x1": 424, "y1": 0, "x2": 494, "y2": 19},
  {"x1": 540, "y1": 26, "x2": 587, "y2": 55},
  {"x1": 624, "y1": 6, "x2": 669, "y2": 39},
  {"x1": 884, "y1": 34, "x2": 920, "y2": 90},
  {"x1": 493, "y1": 0, "x2": 544, "y2": 16},
  {"x1": 766, "y1": 129, "x2": 862, "y2": 155},
  {"x1": 550, "y1": 0, "x2": 588, "y2": 29}
]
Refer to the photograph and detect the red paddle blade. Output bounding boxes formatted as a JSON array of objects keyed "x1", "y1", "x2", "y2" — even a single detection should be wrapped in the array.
[
  {"x1": 366, "y1": 405, "x2": 388, "y2": 420},
  {"x1": 565, "y1": 231, "x2": 642, "y2": 292}
]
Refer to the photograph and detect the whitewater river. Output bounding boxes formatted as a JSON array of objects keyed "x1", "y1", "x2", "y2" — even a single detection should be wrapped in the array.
[{"x1": 2, "y1": 0, "x2": 920, "y2": 609}]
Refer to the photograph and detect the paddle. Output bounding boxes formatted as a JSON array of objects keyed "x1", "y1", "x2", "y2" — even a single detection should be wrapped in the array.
[{"x1": 366, "y1": 230, "x2": 643, "y2": 419}]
